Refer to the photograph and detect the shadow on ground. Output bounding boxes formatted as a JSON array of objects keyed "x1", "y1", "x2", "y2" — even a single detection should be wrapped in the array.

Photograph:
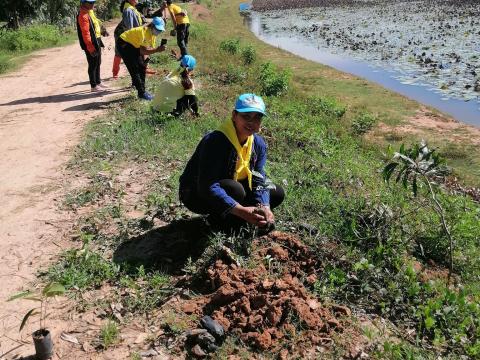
[
  {"x1": 63, "y1": 97, "x2": 125, "y2": 111},
  {"x1": 0, "y1": 88, "x2": 128, "y2": 107},
  {"x1": 113, "y1": 217, "x2": 211, "y2": 275}
]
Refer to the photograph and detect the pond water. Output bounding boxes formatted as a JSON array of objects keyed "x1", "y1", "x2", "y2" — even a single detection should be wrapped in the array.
[{"x1": 245, "y1": 2, "x2": 480, "y2": 128}]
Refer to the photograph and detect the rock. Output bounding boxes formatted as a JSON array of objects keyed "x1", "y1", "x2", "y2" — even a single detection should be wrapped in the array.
[
  {"x1": 186, "y1": 328, "x2": 208, "y2": 339},
  {"x1": 197, "y1": 332, "x2": 217, "y2": 348},
  {"x1": 140, "y1": 349, "x2": 159, "y2": 357},
  {"x1": 200, "y1": 315, "x2": 225, "y2": 341},
  {"x1": 191, "y1": 344, "x2": 207, "y2": 358}
]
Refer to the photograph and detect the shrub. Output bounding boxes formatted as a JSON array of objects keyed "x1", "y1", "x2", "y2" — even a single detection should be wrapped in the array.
[
  {"x1": 222, "y1": 64, "x2": 246, "y2": 84},
  {"x1": 0, "y1": 53, "x2": 11, "y2": 74},
  {"x1": 351, "y1": 112, "x2": 377, "y2": 134},
  {"x1": 308, "y1": 96, "x2": 346, "y2": 118},
  {"x1": 241, "y1": 45, "x2": 256, "y2": 65},
  {"x1": 0, "y1": 24, "x2": 62, "y2": 52},
  {"x1": 219, "y1": 38, "x2": 241, "y2": 54},
  {"x1": 259, "y1": 62, "x2": 290, "y2": 96}
]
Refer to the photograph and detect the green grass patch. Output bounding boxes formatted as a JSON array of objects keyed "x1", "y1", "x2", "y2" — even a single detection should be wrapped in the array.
[{"x1": 0, "y1": 24, "x2": 76, "y2": 74}]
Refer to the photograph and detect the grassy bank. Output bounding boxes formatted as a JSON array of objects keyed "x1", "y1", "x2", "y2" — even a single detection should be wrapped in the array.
[
  {"x1": 0, "y1": 24, "x2": 77, "y2": 74},
  {"x1": 42, "y1": 0, "x2": 480, "y2": 358}
]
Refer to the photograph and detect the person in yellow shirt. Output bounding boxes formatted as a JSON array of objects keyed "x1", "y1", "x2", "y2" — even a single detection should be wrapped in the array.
[
  {"x1": 166, "y1": 0, "x2": 190, "y2": 57},
  {"x1": 117, "y1": 17, "x2": 166, "y2": 100}
]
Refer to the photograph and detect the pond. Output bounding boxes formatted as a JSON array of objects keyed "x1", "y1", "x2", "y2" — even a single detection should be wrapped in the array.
[{"x1": 244, "y1": 1, "x2": 480, "y2": 127}]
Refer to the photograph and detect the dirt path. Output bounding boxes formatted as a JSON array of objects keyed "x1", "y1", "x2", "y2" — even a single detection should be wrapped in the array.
[{"x1": 0, "y1": 25, "x2": 127, "y2": 358}]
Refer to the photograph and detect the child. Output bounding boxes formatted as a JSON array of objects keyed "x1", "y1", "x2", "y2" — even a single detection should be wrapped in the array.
[{"x1": 152, "y1": 55, "x2": 199, "y2": 116}]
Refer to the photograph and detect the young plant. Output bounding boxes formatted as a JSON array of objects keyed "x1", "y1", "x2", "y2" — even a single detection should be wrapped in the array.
[
  {"x1": 8, "y1": 282, "x2": 66, "y2": 332},
  {"x1": 382, "y1": 141, "x2": 454, "y2": 275}
]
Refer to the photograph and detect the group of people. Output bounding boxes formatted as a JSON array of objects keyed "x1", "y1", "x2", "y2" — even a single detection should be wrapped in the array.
[
  {"x1": 77, "y1": 0, "x2": 192, "y2": 103},
  {"x1": 77, "y1": 0, "x2": 284, "y2": 233}
]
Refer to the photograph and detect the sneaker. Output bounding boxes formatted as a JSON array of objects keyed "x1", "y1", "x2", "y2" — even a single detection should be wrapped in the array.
[
  {"x1": 97, "y1": 83, "x2": 109, "y2": 89},
  {"x1": 91, "y1": 86, "x2": 104, "y2": 93},
  {"x1": 138, "y1": 91, "x2": 154, "y2": 101}
]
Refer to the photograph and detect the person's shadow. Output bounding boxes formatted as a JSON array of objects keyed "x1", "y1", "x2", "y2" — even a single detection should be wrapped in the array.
[{"x1": 113, "y1": 217, "x2": 211, "y2": 274}]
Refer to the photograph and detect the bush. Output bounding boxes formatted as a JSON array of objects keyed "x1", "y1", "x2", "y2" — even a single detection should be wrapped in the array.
[
  {"x1": 259, "y1": 62, "x2": 290, "y2": 96},
  {"x1": 0, "y1": 53, "x2": 10, "y2": 73},
  {"x1": 0, "y1": 24, "x2": 62, "y2": 52},
  {"x1": 308, "y1": 96, "x2": 346, "y2": 118},
  {"x1": 241, "y1": 45, "x2": 256, "y2": 65},
  {"x1": 219, "y1": 38, "x2": 241, "y2": 54},
  {"x1": 222, "y1": 64, "x2": 246, "y2": 84},
  {"x1": 351, "y1": 112, "x2": 377, "y2": 135}
]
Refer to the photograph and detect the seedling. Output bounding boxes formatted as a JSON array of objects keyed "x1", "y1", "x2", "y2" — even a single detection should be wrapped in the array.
[{"x1": 8, "y1": 282, "x2": 66, "y2": 360}]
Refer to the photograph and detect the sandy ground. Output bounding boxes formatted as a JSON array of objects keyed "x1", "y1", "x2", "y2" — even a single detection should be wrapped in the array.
[{"x1": 0, "y1": 24, "x2": 128, "y2": 358}]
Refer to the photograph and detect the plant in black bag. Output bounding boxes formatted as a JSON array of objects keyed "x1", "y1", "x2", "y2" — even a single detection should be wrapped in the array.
[{"x1": 8, "y1": 282, "x2": 66, "y2": 360}]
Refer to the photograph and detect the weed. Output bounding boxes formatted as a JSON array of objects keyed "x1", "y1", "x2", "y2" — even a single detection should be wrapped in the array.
[
  {"x1": 47, "y1": 246, "x2": 120, "y2": 290},
  {"x1": 352, "y1": 112, "x2": 377, "y2": 135},
  {"x1": 219, "y1": 38, "x2": 241, "y2": 54},
  {"x1": 222, "y1": 64, "x2": 246, "y2": 84},
  {"x1": 161, "y1": 310, "x2": 195, "y2": 335},
  {"x1": 259, "y1": 62, "x2": 290, "y2": 96},
  {"x1": 100, "y1": 320, "x2": 119, "y2": 349},
  {"x1": 308, "y1": 96, "x2": 346, "y2": 118},
  {"x1": 241, "y1": 44, "x2": 256, "y2": 65},
  {"x1": 130, "y1": 352, "x2": 142, "y2": 360}
]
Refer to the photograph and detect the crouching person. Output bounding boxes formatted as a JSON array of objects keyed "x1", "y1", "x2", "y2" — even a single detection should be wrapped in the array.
[
  {"x1": 152, "y1": 54, "x2": 199, "y2": 116},
  {"x1": 179, "y1": 94, "x2": 284, "y2": 233}
]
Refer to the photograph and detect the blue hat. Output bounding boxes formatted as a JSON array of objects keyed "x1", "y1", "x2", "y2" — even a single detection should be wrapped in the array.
[
  {"x1": 234, "y1": 93, "x2": 266, "y2": 116},
  {"x1": 152, "y1": 17, "x2": 165, "y2": 32},
  {"x1": 81, "y1": 0, "x2": 96, "y2": 3},
  {"x1": 180, "y1": 55, "x2": 196, "y2": 70}
]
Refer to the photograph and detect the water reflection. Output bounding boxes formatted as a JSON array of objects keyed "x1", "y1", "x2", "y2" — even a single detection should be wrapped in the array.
[{"x1": 245, "y1": 13, "x2": 480, "y2": 128}]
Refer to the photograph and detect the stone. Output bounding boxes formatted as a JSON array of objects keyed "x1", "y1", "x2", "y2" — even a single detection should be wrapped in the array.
[
  {"x1": 200, "y1": 315, "x2": 225, "y2": 340},
  {"x1": 191, "y1": 344, "x2": 207, "y2": 358}
]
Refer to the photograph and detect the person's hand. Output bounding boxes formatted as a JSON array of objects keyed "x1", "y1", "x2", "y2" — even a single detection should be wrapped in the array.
[
  {"x1": 170, "y1": 29, "x2": 177, "y2": 36},
  {"x1": 261, "y1": 206, "x2": 275, "y2": 224},
  {"x1": 156, "y1": 45, "x2": 166, "y2": 52},
  {"x1": 231, "y1": 205, "x2": 267, "y2": 227},
  {"x1": 90, "y1": 50, "x2": 98, "y2": 57}
]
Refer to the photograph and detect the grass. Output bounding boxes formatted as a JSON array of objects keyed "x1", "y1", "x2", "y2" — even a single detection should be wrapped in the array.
[
  {"x1": 100, "y1": 320, "x2": 120, "y2": 348},
  {"x1": 0, "y1": 24, "x2": 77, "y2": 74},
  {"x1": 45, "y1": 0, "x2": 480, "y2": 357}
]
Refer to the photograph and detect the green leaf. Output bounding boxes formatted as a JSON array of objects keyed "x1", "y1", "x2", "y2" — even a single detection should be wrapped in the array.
[
  {"x1": 42, "y1": 282, "x2": 66, "y2": 298},
  {"x1": 7, "y1": 290, "x2": 34, "y2": 302},
  {"x1": 382, "y1": 162, "x2": 398, "y2": 182},
  {"x1": 425, "y1": 316, "x2": 435, "y2": 330},
  {"x1": 19, "y1": 309, "x2": 39, "y2": 332},
  {"x1": 399, "y1": 143, "x2": 405, "y2": 154}
]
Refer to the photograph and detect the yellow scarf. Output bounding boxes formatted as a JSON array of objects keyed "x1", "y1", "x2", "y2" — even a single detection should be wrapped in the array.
[
  {"x1": 88, "y1": 10, "x2": 101, "y2": 38},
  {"x1": 123, "y1": 2, "x2": 143, "y2": 26},
  {"x1": 218, "y1": 118, "x2": 254, "y2": 190}
]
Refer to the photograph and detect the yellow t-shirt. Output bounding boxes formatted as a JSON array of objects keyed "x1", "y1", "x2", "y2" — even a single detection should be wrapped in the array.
[
  {"x1": 168, "y1": 4, "x2": 190, "y2": 25},
  {"x1": 88, "y1": 10, "x2": 101, "y2": 38},
  {"x1": 120, "y1": 26, "x2": 157, "y2": 49}
]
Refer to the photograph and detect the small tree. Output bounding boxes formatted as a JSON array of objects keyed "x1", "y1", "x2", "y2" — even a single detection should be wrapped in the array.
[{"x1": 382, "y1": 141, "x2": 454, "y2": 276}]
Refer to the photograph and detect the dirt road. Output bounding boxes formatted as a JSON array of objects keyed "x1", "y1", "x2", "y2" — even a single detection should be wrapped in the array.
[{"x1": 0, "y1": 26, "x2": 127, "y2": 358}]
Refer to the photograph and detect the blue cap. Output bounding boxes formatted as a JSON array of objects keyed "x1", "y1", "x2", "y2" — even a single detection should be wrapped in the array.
[
  {"x1": 180, "y1": 55, "x2": 196, "y2": 70},
  {"x1": 152, "y1": 17, "x2": 165, "y2": 32},
  {"x1": 81, "y1": 0, "x2": 96, "y2": 3},
  {"x1": 234, "y1": 93, "x2": 266, "y2": 116}
]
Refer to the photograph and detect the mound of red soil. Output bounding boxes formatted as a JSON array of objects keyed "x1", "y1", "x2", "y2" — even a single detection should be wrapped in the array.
[{"x1": 179, "y1": 232, "x2": 349, "y2": 351}]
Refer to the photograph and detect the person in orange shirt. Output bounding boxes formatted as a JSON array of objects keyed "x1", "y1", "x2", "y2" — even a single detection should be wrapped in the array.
[{"x1": 76, "y1": 0, "x2": 107, "y2": 93}]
